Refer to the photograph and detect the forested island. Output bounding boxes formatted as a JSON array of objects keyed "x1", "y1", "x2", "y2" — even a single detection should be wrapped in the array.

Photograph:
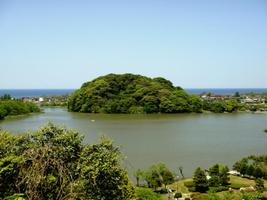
[
  {"x1": 0, "y1": 95, "x2": 40, "y2": 120},
  {"x1": 68, "y1": 73, "x2": 244, "y2": 114},
  {"x1": 68, "y1": 73, "x2": 203, "y2": 113}
]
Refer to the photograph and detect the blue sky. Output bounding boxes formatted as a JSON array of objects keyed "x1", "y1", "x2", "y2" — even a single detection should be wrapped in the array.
[{"x1": 0, "y1": 0, "x2": 266, "y2": 89}]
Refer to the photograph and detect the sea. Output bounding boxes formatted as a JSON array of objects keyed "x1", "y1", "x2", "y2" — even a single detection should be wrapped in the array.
[{"x1": 0, "y1": 88, "x2": 266, "y2": 98}]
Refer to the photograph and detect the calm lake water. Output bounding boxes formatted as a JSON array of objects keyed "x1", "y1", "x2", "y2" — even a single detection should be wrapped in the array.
[{"x1": 0, "y1": 108, "x2": 267, "y2": 177}]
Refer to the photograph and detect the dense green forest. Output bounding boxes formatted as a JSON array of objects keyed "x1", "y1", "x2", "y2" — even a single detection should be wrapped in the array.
[
  {"x1": 0, "y1": 123, "x2": 134, "y2": 200},
  {"x1": 0, "y1": 95, "x2": 40, "y2": 120},
  {"x1": 68, "y1": 73, "x2": 203, "y2": 113}
]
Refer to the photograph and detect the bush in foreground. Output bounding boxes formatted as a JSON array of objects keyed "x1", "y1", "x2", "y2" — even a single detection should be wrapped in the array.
[{"x1": 0, "y1": 123, "x2": 135, "y2": 200}]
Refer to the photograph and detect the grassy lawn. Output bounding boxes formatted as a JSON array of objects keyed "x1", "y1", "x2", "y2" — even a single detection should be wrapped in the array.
[
  {"x1": 230, "y1": 175, "x2": 255, "y2": 189},
  {"x1": 159, "y1": 176, "x2": 267, "y2": 200}
]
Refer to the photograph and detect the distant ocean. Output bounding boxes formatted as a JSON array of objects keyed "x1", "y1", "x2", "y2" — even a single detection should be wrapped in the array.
[{"x1": 0, "y1": 88, "x2": 266, "y2": 98}]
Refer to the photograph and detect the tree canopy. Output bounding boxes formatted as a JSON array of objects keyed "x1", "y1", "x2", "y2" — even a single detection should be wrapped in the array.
[
  {"x1": 68, "y1": 73, "x2": 203, "y2": 114},
  {"x1": 0, "y1": 123, "x2": 135, "y2": 200},
  {"x1": 0, "y1": 99, "x2": 40, "y2": 120}
]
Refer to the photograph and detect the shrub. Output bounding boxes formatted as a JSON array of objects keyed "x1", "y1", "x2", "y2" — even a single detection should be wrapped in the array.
[
  {"x1": 158, "y1": 188, "x2": 168, "y2": 194},
  {"x1": 188, "y1": 187, "x2": 196, "y2": 192},
  {"x1": 174, "y1": 192, "x2": 182, "y2": 198},
  {"x1": 184, "y1": 180, "x2": 194, "y2": 188},
  {"x1": 135, "y1": 188, "x2": 162, "y2": 200},
  {"x1": 209, "y1": 186, "x2": 229, "y2": 193}
]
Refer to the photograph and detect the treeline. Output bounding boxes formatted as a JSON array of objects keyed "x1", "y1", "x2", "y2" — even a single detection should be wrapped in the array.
[
  {"x1": 68, "y1": 73, "x2": 203, "y2": 114},
  {"x1": 68, "y1": 73, "x2": 246, "y2": 114},
  {"x1": 0, "y1": 95, "x2": 40, "y2": 120},
  {"x1": 192, "y1": 164, "x2": 230, "y2": 193},
  {"x1": 190, "y1": 162, "x2": 266, "y2": 200},
  {"x1": 0, "y1": 124, "x2": 134, "y2": 200},
  {"x1": 202, "y1": 99, "x2": 242, "y2": 113},
  {"x1": 233, "y1": 155, "x2": 267, "y2": 179}
]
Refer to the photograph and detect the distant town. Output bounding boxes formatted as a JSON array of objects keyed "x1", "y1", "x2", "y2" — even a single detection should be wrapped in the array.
[{"x1": 21, "y1": 95, "x2": 68, "y2": 107}]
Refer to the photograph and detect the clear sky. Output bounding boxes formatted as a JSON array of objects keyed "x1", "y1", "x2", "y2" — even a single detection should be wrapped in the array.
[{"x1": 0, "y1": 0, "x2": 266, "y2": 89}]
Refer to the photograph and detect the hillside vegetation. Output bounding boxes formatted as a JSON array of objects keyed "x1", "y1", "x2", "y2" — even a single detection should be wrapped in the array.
[
  {"x1": 68, "y1": 73, "x2": 202, "y2": 113},
  {"x1": 0, "y1": 96, "x2": 40, "y2": 120}
]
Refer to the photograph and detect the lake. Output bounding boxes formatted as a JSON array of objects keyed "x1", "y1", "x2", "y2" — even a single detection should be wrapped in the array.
[{"x1": 0, "y1": 107, "x2": 267, "y2": 177}]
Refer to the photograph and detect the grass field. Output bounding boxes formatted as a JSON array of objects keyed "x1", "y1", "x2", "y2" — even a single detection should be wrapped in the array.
[{"x1": 159, "y1": 176, "x2": 267, "y2": 200}]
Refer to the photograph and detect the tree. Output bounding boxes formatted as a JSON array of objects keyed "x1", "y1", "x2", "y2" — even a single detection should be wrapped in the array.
[
  {"x1": 0, "y1": 100, "x2": 40, "y2": 120},
  {"x1": 255, "y1": 178, "x2": 264, "y2": 192},
  {"x1": 134, "y1": 169, "x2": 144, "y2": 187},
  {"x1": 209, "y1": 164, "x2": 220, "y2": 187},
  {"x1": 143, "y1": 163, "x2": 174, "y2": 190},
  {"x1": 144, "y1": 167, "x2": 162, "y2": 190},
  {"x1": 246, "y1": 165, "x2": 255, "y2": 176},
  {"x1": 225, "y1": 99, "x2": 239, "y2": 112},
  {"x1": 179, "y1": 166, "x2": 184, "y2": 179},
  {"x1": 0, "y1": 124, "x2": 135, "y2": 200},
  {"x1": 253, "y1": 167, "x2": 264, "y2": 178},
  {"x1": 79, "y1": 136, "x2": 135, "y2": 199},
  {"x1": 240, "y1": 162, "x2": 248, "y2": 175},
  {"x1": 219, "y1": 166, "x2": 229, "y2": 186},
  {"x1": 193, "y1": 167, "x2": 208, "y2": 192},
  {"x1": 153, "y1": 163, "x2": 174, "y2": 189},
  {"x1": 0, "y1": 94, "x2": 11, "y2": 100},
  {"x1": 234, "y1": 92, "x2": 240, "y2": 97}
]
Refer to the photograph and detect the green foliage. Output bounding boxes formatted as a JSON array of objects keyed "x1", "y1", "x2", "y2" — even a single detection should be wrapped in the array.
[
  {"x1": 68, "y1": 73, "x2": 202, "y2": 114},
  {"x1": 135, "y1": 188, "x2": 162, "y2": 200},
  {"x1": 233, "y1": 155, "x2": 267, "y2": 179},
  {"x1": 184, "y1": 180, "x2": 194, "y2": 188},
  {"x1": 134, "y1": 168, "x2": 145, "y2": 186},
  {"x1": 0, "y1": 94, "x2": 11, "y2": 100},
  {"x1": 208, "y1": 164, "x2": 230, "y2": 188},
  {"x1": 174, "y1": 192, "x2": 182, "y2": 198},
  {"x1": 79, "y1": 136, "x2": 135, "y2": 199},
  {"x1": 209, "y1": 164, "x2": 220, "y2": 187},
  {"x1": 0, "y1": 156, "x2": 23, "y2": 197},
  {"x1": 193, "y1": 167, "x2": 209, "y2": 192},
  {"x1": 0, "y1": 123, "x2": 135, "y2": 200},
  {"x1": 139, "y1": 163, "x2": 174, "y2": 190},
  {"x1": 208, "y1": 186, "x2": 228, "y2": 193},
  {"x1": 255, "y1": 178, "x2": 264, "y2": 192},
  {"x1": 203, "y1": 99, "x2": 240, "y2": 113},
  {"x1": 241, "y1": 191, "x2": 261, "y2": 200},
  {"x1": 191, "y1": 164, "x2": 230, "y2": 194},
  {"x1": 208, "y1": 191, "x2": 237, "y2": 200},
  {"x1": 219, "y1": 166, "x2": 230, "y2": 186},
  {"x1": 0, "y1": 100, "x2": 40, "y2": 120},
  {"x1": 4, "y1": 193, "x2": 25, "y2": 200}
]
